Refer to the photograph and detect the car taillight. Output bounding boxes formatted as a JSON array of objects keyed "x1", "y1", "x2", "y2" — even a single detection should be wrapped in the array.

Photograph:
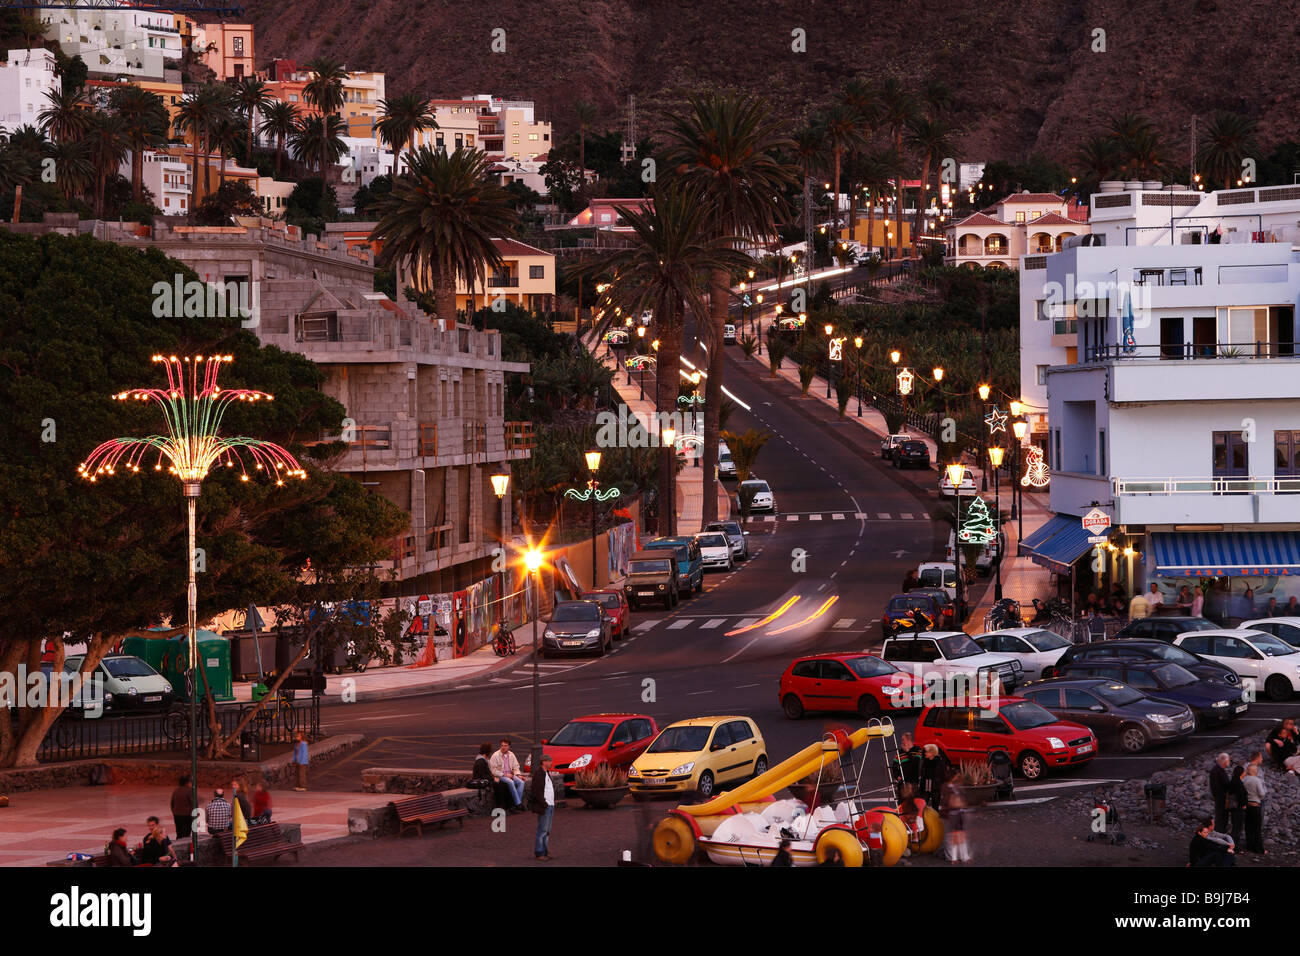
[{"x1": 943, "y1": 607, "x2": 953, "y2": 618}]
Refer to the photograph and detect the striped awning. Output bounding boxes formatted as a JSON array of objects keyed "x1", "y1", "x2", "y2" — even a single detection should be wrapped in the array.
[
  {"x1": 1025, "y1": 516, "x2": 1113, "y2": 575},
  {"x1": 1020, "y1": 514, "x2": 1076, "y2": 553},
  {"x1": 1150, "y1": 531, "x2": 1300, "y2": 578}
]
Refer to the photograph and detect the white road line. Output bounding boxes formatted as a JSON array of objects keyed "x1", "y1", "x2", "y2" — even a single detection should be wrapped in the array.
[
  {"x1": 854, "y1": 512, "x2": 867, "y2": 519},
  {"x1": 786, "y1": 515, "x2": 799, "y2": 521},
  {"x1": 809, "y1": 514, "x2": 822, "y2": 521},
  {"x1": 832, "y1": 513, "x2": 845, "y2": 520},
  {"x1": 633, "y1": 621, "x2": 657, "y2": 632},
  {"x1": 687, "y1": 690, "x2": 713, "y2": 695},
  {"x1": 833, "y1": 618, "x2": 856, "y2": 629},
  {"x1": 734, "y1": 617, "x2": 760, "y2": 628},
  {"x1": 539, "y1": 682, "x2": 564, "y2": 687},
  {"x1": 901, "y1": 512, "x2": 913, "y2": 519},
  {"x1": 876, "y1": 512, "x2": 890, "y2": 519},
  {"x1": 763, "y1": 516, "x2": 776, "y2": 522},
  {"x1": 1016, "y1": 778, "x2": 1121, "y2": 792},
  {"x1": 839, "y1": 560, "x2": 847, "y2": 566},
  {"x1": 667, "y1": 619, "x2": 693, "y2": 629},
  {"x1": 735, "y1": 683, "x2": 760, "y2": 689},
  {"x1": 701, "y1": 618, "x2": 727, "y2": 629}
]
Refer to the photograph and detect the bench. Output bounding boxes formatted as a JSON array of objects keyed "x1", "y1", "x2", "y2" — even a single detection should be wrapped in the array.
[
  {"x1": 390, "y1": 792, "x2": 470, "y2": 837},
  {"x1": 215, "y1": 823, "x2": 304, "y2": 864}
]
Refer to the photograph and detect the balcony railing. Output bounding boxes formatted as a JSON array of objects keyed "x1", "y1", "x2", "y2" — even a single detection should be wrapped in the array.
[
  {"x1": 419, "y1": 422, "x2": 438, "y2": 457},
  {"x1": 1113, "y1": 476, "x2": 1300, "y2": 496},
  {"x1": 487, "y1": 276, "x2": 519, "y2": 287},
  {"x1": 505, "y1": 421, "x2": 534, "y2": 451},
  {"x1": 1084, "y1": 341, "x2": 1298, "y2": 362},
  {"x1": 319, "y1": 423, "x2": 392, "y2": 449}
]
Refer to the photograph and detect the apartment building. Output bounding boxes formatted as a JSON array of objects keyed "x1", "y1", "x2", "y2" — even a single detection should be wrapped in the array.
[
  {"x1": 415, "y1": 96, "x2": 550, "y2": 163},
  {"x1": 1020, "y1": 181, "x2": 1300, "y2": 611},
  {"x1": 946, "y1": 191, "x2": 1088, "y2": 270},
  {"x1": 39, "y1": 2, "x2": 177, "y2": 80},
  {"x1": 0, "y1": 48, "x2": 59, "y2": 136},
  {"x1": 195, "y1": 22, "x2": 254, "y2": 81},
  {"x1": 341, "y1": 70, "x2": 384, "y2": 139},
  {"x1": 452, "y1": 238, "x2": 556, "y2": 313},
  {"x1": 116, "y1": 149, "x2": 191, "y2": 215}
]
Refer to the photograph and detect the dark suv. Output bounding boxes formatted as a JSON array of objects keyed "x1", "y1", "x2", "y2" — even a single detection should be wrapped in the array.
[
  {"x1": 623, "y1": 550, "x2": 679, "y2": 610},
  {"x1": 1041, "y1": 639, "x2": 1240, "y2": 686},
  {"x1": 882, "y1": 592, "x2": 945, "y2": 637},
  {"x1": 1113, "y1": 616, "x2": 1217, "y2": 643},
  {"x1": 1053, "y1": 659, "x2": 1248, "y2": 728},
  {"x1": 1020, "y1": 678, "x2": 1197, "y2": 753},
  {"x1": 893, "y1": 440, "x2": 930, "y2": 470}
]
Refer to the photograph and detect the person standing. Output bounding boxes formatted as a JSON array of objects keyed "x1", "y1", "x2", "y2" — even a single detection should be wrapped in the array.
[
  {"x1": 170, "y1": 773, "x2": 194, "y2": 840},
  {"x1": 1128, "y1": 590, "x2": 1151, "y2": 620},
  {"x1": 1208, "y1": 753, "x2": 1231, "y2": 832},
  {"x1": 1243, "y1": 763, "x2": 1267, "y2": 854},
  {"x1": 944, "y1": 786, "x2": 970, "y2": 864},
  {"x1": 918, "y1": 744, "x2": 946, "y2": 810},
  {"x1": 1227, "y1": 765, "x2": 1247, "y2": 845},
  {"x1": 291, "y1": 731, "x2": 309, "y2": 792},
  {"x1": 490, "y1": 739, "x2": 525, "y2": 811},
  {"x1": 529, "y1": 753, "x2": 556, "y2": 862},
  {"x1": 1190, "y1": 586, "x2": 1205, "y2": 618},
  {"x1": 230, "y1": 778, "x2": 252, "y2": 824},
  {"x1": 1146, "y1": 583, "x2": 1164, "y2": 613},
  {"x1": 770, "y1": 839, "x2": 794, "y2": 867}
]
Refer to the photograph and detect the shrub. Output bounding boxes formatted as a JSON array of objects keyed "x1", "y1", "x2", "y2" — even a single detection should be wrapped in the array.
[
  {"x1": 573, "y1": 763, "x2": 628, "y2": 788},
  {"x1": 767, "y1": 338, "x2": 788, "y2": 376},
  {"x1": 798, "y1": 363, "x2": 817, "y2": 394}
]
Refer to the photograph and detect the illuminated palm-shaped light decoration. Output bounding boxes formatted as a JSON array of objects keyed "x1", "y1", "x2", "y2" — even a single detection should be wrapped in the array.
[{"x1": 78, "y1": 354, "x2": 305, "y2": 847}]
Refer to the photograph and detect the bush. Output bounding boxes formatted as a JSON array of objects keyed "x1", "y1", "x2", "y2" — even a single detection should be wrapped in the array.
[
  {"x1": 738, "y1": 333, "x2": 758, "y2": 358},
  {"x1": 573, "y1": 763, "x2": 628, "y2": 788},
  {"x1": 835, "y1": 376, "x2": 852, "y2": 417},
  {"x1": 767, "y1": 338, "x2": 788, "y2": 376},
  {"x1": 798, "y1": 363, "x2": 817, "y2": 395}
]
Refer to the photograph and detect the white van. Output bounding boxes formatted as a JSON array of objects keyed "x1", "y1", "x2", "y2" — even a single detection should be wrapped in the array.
[{"x1": 717, "y1": 442, "x2": 736, "y2": 478}]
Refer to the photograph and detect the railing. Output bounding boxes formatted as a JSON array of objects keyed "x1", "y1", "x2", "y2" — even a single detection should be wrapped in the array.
[
  {"x1": 1023, "y1": 256, "x2": 1047, "y2": 270},
  {"x1": 1084, "y1": 341, "x2": 1298, "y2": 362},
  {"x1": 487, "y1": 276, "x2": 520, "y2": 287},
  {"x1": 390, "y1": 533, "x2": 416, "y2": 563},
  {"x1": 506, "y1": 421, "x2": 535, "y2": 451},
  {"x1": 1114, "y1": 475, "x2": 1300, "y2": 496},
  {"x1": 419, "y1": 422, "x2": 438, "y2": 457}
]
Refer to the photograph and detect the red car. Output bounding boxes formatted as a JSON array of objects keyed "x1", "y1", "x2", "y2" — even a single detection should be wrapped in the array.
[
  {"x1": 524, "y1": 713, "x2": 659, "y2": 783},
  {"x1": 581, "y1": 589, "x2": 630, "y2": 638},
  {"x1": 779, "y1": 653, "x2": 924, "y2": 720},
  {"x1": 913, "y1": 697, "x2": 1097, "y2": 780}
]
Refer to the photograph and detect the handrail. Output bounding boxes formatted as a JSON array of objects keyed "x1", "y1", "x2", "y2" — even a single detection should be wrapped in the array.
[
  {"x1": 1085, "y1": 341, "x2": 1299, "y2": 361},
  {"x1": 1113, "y1": 475, "x2": 1300, "y2": 495}
]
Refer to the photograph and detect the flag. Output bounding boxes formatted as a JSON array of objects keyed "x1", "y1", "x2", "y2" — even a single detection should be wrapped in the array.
[
  {"x1": 1121, "y1": 292, "x2": 1136, "y2": 353},
  {"x1": 232, "y1": 796, "x2": 248, "y2": 867}
]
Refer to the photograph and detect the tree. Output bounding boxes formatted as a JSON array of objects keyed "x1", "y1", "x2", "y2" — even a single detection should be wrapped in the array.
[
  {"x1": 858, "y1": 149, "x2": 896, "y2": 257},
  {"x1": 208, "y1": 112, "x2": 244, "y2": 188},
  {"x1": 175, "y1": 84, "x2": 234, "y2": 218},
  {"x1": 1197, "y1": 112, "x2": 1258, "y2": 190},
  {"x1": 0, "y1": 134, "x2": 36, "y2": 223},
  {"x1": 906, "y1": 115, "x2": 955, "y2": 248},
  {"x1": 839, "y1": 76, "x2": 879, "y2": 242},
  {"x1": 574, "y1": 100, "x2": 597, "y2": 181},
  {"x1": 194, "y1": 179, "x2": 261, "y2": 225},
  {"x1": 302, "y1": 56, "x2": 348, "y2": 117},
  {"x1": 352, "y1": 172, "x2": 392, "y2": 217},
  {"x1": 48, "y1": 137, "x2": 93, "y2": 204},
  {"x1": 369, "y1": 145, "x2": 518, "y2": 325},
  {"x1": 878, "y1": 77, "x2": 918, "y2": 258},
  {"x1": 37, "y1": 84, "x2": 91, "y2": 146},
  {"x1": 540, "y1": 157, "x2": 585, "y2": 213},
  {"x1": 0, "y1": 230, "x2": 407, "y2": 766},
  {"x1": 108, "y1": 85, "x2": 169, "y2": 205},
  {"x1": 234, "y1": 76, "x2": 272, "y2": 158},
  {"x1": 1108, "y1": 113, "x2": 1169, "y2": 180},
  {"x1": 258, "y1": 100, "x2": 299, "y2": 178},
  {"x1": 1073, "y1": 135, "x2": 1115, "y2": 197},
  {"x1": 376, "y1": 92, "x2": 437, "y2": 173},
  {"x1": 660, "y1": 92, "x2": 797, "y2": 524},
  {"x1": 819, "y1": 103, "x2": 868, "y2": 249},
  {"x1": 290, "y1": 112, "x2": 348, "y2": 178},
  {"x1": 286, "y1": 177, "x2": 339, "y2": 235},
  {"x1": 83, "y1": 111, "x2": 129, "y2": 218}
]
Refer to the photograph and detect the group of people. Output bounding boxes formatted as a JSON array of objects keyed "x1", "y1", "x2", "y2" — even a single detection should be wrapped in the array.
[
  {"x1": 1202, "y1": 739, "x2": 1285, "y2": 863},
  {"x1": 103, "y1": 817, "x2": 178, "y2": 867},
  {"x1": 893, "y1": 733, "x2": 972, "y2": 864},
  {"x1": 472, "y1": 739, "x2": 558, "y2": 861}
]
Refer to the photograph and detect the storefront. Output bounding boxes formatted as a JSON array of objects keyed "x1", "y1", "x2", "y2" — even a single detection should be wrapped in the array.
[
  {"x1": 1146, "y1": 530, "x2": 1300, "y2": 624},
  {"x1": 1021, "y1": 513, "x2": 1132, "y2": 611}
]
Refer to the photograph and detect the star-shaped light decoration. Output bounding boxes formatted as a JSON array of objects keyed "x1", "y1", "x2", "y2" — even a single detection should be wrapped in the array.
[{"x1": 984, "y1": 407, "x2": 1008, "y2": 434}]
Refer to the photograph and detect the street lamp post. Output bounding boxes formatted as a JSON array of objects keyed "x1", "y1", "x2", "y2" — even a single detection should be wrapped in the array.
[
  {"x1": 563, "y1": 451, "x2": 619, "y2": 589},
  {"x1": 1013, "y1": 417, "x2": 1028, "y2": 547},
  {"x1": 660, "y1": 426, "x2": 676, "y2": 537},
  {"x1": 824, "y1": 324, "x2": 834, "y2": 398},
  {"x1": 988, "y1": 446, "x2": 1004, "y2": 601},
  {"x1": 978, "y1": 384, "x2": 991, "y2": 492},
  {"x1": 853, "y1": 336, "x2": 864, "y2": 416},
  {"x1": 946, "y1": 462, "x2": 967, "y2": 626},
  {"x1": 636, "y1": 326, "x2": 646, "y2": 401},
  {"x1": 525, "y1": 547, "x2": 543, "y2": 768},
  {"x1": 754, "y1": 294, "x2": 764, "y2": 354},
  {"x1": 80, "y1": 354, "x2": 306, "y2": 865},
  {"x1": 490, "y1": 472, "x2": 510, "y2": 633}
]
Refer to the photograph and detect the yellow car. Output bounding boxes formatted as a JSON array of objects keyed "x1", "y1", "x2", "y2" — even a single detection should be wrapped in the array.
[{"x1": 629, "y1": 716, "x2": 767, "y2": 800}]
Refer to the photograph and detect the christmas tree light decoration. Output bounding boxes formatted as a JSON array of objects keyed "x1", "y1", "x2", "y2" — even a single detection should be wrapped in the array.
[
  {"x1": 1022, "y1": 445, "x2": 1050, "y2": 488},
  {"x1": 984, "y1": 407, "x2": 1008, "y2": 433},
  {"x1": 957, "y1": 495, "x2": 997, "y2": 544},
  {"x1": 625, "y1": 355, "x2": 656, "y2": 370}
]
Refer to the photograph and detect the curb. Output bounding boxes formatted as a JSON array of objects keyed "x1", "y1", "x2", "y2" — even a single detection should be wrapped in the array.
[{"x1": 312, "y1": 649, "x2": 539, "y2": 708}]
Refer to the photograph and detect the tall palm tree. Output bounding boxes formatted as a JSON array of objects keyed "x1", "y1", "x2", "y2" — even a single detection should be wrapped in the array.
[
  {"x1": 108, "y1": 85, "x2": 168, "y2": 204},
  {"x1": 660, "y1": 93, "x2": 798, "y2": 522},
  {"x1": 376, "y1": 93, "x2": 437, "y2": 173},
  {"x1": 48, "y1": 138, "x2": 93, "y2": 203},
  {"x1": 580, "y1": 182, "x2": 750, "y2": 536},
  {"x1": 839, "y1": 77, "x2": 878, "y2": 243},
  {"x1": 37, "y1": 85, "x2": 91, "y2": 145},
  {"x1": 859, "y1": 148, "x2": 897, "y2": 259},
  {"x1": 234, "y1": 76, "x2": 272, "y2": 158},
  {"x1": 1107, "y1": 112, "x2": 1170, "y2": 180},
  {"x1": 919, "y1": 78, "x2": 953, "y2": 121},
  {"x1": 303, "y1": 56, "x2": 347, "y2": 118},
  {"x1": 906, "y1": 115, "x2": 955, "y2": 247},
  {"x1": 209, "y1": 113, "x2": 244, "y2": 187},
  {"x1": 290, "y1": 113, "x2": 348, "y2": 178},
  {"x1": 877, "y1": 77, "x2": 918, "y2": 259},
  {"x1": 574, "y1": 100, "x2": 598, "y2": 180},
  {"x1": 174, "y1": 84, "x2": 233, "y2": 213},
  {"x1": 0, "y1": 135, "x2": 37, "y2": 223},
  {"x1": 258, "y1": 100, "x2": 299, "y2": 177},
  {"x1": 818, "y1": 103, "x2": 867, "y2": 250},
  {"x1": 369, "y1": 145, "x2": 518, "y2": 325},
  {"x1": 1197, "y1": 112, "x2": 1258, "y2": 190},
  {"x1": 83, "y1": 111, "x2": 129, "y2": 218},
  {"x1": 1074, "y1": 134, "x2": 1115, "y2": 195}
]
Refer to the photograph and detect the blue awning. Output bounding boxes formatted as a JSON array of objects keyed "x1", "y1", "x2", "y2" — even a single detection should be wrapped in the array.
[
  {"x1": 1022, "y1": 514, "x2": 1113, "y2": 574},
  {"x1": 1150, "y1": 531, "x2": 1300, "y2": 578}
]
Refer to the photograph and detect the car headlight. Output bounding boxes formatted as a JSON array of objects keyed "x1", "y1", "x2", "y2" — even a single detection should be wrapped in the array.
[
  {"x1": 1146, "y1": 713, "x2": 1174, "y2": 723},
  {"x1": 882, "y1": 686, "x2": 901, "y2": 695},
  {"x1": 570, "y1": 754, "x2": 592, "y2": 769},
  {"x1": 1212, "y1": 700, "x2": 1229, "y2": 708},
  {"x1": 586, "y1": 629, "x2": 601, "y2": 638},
  {"x1": 627, "y1": 766, "x2": 639, "y2": 776},
  {"x1": 544, "y1": 629, "x2": 556, "y2": 639},
  {"x1": 127, "y1": 686, "x2": 138, "y2": 696},
  {"x1": 163, "y1": 683, "x2": 172, "y2": 694},
  {"x1": 657, "y1": 584, "x2": 666, "y2": 590},
  {"x1": 1046, "y1": 737, "x2": 1065, "y2": 749},
  {"x1": 671, "y1": 761, "x2": 695, "y2": 776}
]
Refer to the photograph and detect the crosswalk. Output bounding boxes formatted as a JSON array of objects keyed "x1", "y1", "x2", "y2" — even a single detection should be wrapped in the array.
[{"x1": 751, "y1": 511, "x2": 924, "y2": 522}]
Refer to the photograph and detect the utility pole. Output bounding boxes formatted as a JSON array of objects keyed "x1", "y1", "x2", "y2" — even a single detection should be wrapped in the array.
[{"x1": 803, "y1": 174, "x2": 814, "y2": 309}]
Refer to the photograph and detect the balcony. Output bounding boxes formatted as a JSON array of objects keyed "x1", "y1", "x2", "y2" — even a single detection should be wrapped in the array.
[
  {"x1": 419, "y1": 422, "x2": 438, "y2": 457},
  {"x1": 1085, "y1": 341, "x2": 1298, "y2": 362},
  {"x1": 506, "y1": 421, "x2": 534, "y2": 452},
  {"x1": 1112, "y1": 475, "x2": 1300, "y2": 525},
  {"x1": 487, "y1": 275, "x2": 519, "y2": 288}
]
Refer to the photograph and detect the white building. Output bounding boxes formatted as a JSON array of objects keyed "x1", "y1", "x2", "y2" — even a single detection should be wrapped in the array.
[
  {"x1": 945, "y1": 191, "x2": 1088, "y2": 270},
  {"x1": 0, "y1": 48, "x2": 59, "y2": 135},
  {"x1": 39, "y1": 1, "x2": 177, "y2": 80},
  {"x1": 119, "y1": 149, "x2": 191, "y2": 215},
  {"x1": 1021, "y1": 179, "x2": 1300, "y2": 614},
  {"x1": 340, "y1": 136, "x2": 393, "y2": 189},
  {"x1": 490, "y1": 158, "x2": 547, "y2": 194}
]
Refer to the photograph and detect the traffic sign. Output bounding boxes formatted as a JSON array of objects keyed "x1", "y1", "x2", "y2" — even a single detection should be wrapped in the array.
[{"x1": 1081, "y1": 508, "x2": 1111, "y2": 535}]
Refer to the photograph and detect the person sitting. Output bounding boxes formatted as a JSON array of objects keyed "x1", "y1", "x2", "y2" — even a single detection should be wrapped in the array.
[
  {"x1": 1188, "y1": 818, "x2": 1234, "y2": 867},
  {"x1": 106, "y1": 828, "x2": 136, "y2": 866},
  {"x1": 1265, "y1": 719, "x2": 1297, "y2": 768},
  {"x1": 251, "y1": 781, "x2": 273, "y2": 825},
  {"x1": 897, "y1": 783, "x2": 926, "y2": 842},
  {"x1": 770, "y1": 839, "x2": 794, "y2": 867},
  {"x1": 205, "y1": 789, "x2": 232, "y2": 833},
  {"x1": 137, "y1": 817, "x2": 174, "y2": 865},
  {"x1": 489, "y1": 739, "x2": 526, "y2": 812}
]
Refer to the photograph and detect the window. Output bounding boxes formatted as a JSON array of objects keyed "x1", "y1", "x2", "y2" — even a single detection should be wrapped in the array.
[
  {"x1": 529, "y1": 265, "x2": 544, "y2": 279},
  {"x1": 1053, "y1": 429, "x2": 1061, "y2": 470},
  {"x1": 454, "y1": 134, "x2": 463, "y2": 149},
  {"x1": 709, "y1": 724, "x2": 733, "y2": 749},
  {"x1": 232, "y1": 36, "x2": 244, "y2": 55},
  {"x1": 1125, "y1": 670, "x2": 1159, "y2": 690},
  {"x1": 1179, "y1": 635, "x2": 1212, "y2": 655},
  {"x1": 1160, "y1": 316, "x2": 1185, "y2": 359},
  {"x1": 819, "y1": 660, "x2": 855, "y2": 681},
  {"x1": 1099, "y1": 429, "x2": 1106, "y2": 475},
  {"x1": 1212, "y1": 636, "x2": 1258, "y2": 660},
  {"x1": 633, "y1": 719, "x2": 654, "y2": 740},
  {"x1": 1063, "y1": 689, "x2": 1100, "y2": 710},
  {"x1": 1276, "y1": 431, "x2": 1300, "y2": 478},
  {"x1": 974, "y1": 715, "x2": 1008, "y2": 734},
  {"x1": 727, "y1": 720, "x2": 754, "y2": 744},
  {"x1": 610, "y1": 721, "x2": 635, "y2": 745},
  {"x1": 1015, "y1": 211, "x2": 1026, "y2": 223},
  {"x1": 1036, "y1": 364, "x2": 1048, "y2": 386},
  {"x1": 1213, "y1": 430, "x2": 1248, "y2": 479},
  {"x1": 1025, "y1": 688, "x2": 1061, "y2": 707},
  {"x1": 528, "y1": 133, "x2": 538, "y2": 141}
]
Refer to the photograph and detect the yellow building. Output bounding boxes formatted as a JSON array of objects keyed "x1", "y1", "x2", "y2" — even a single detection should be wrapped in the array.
[
  {"x1": 452, "y1": 239, "x2": 556, "y2": 312},
  {"x1": 838, "y1": 217, "x2": 912, "y2": 254},
  {"x1": 135, "y1": 77, "x2": 184, "y2": 126},
  {"x1": 342, "y1": 71, "x2": 385, "y2": 139}
]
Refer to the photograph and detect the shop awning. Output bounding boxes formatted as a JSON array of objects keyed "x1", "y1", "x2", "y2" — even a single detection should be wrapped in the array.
[
  {"x1": 1150, "y1": 531, "x2": 1300, "y2": 577},
  {"x1": 1022, "y1": 514, "x2": 1113, "y2": 574}
]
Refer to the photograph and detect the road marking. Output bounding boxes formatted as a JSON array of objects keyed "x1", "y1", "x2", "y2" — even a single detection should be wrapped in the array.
[
  {"x1": 1016, "y1": 778, "x2": 1120, "y2": 792},
  {"x1": 701, "y1": 618, "x2": 727, "y2": 629},
  {"x1": 687, "y1": 690, "x2": 713, "y2": 696},
  {"x1": 877, "y1": 512, "x2": 890, "y2": 519},
  {"x1": 900, "y1": 512, "x2": 913, "y2": 519},
  {"x1": 854, "y1": 512, "x2": 867, "y2": 519},
  {"x1": 763, "y1": 516, "x2": 776, "y2": 523},
  {"x1": 667, "y1": 619, "x2": 692, "y2": 630},
  {"x1": 833, "y1": 618, "x2": 856, "y2": 629},
  {"x1": 786, "y1": 514, "x2": 799, "y2": 521},
  {"x1": 633, "y1": 621, "x2": 657, "y2": 632},
  {"x1": 735, "y1": 683, "x2": 760, "y2": 689},
  {"x1": 539, "y1": 682, "x2": 564, "y2": 687},
  {"x1": 990, "y1": 797, "x2": 1058, "y2": 806},
  {"x1": 488, "y1": 678, "x2": 515, "y2": 684},
  {"x1": 734, "y1": 617, "x2": 760, "y2": 629},
  {"x1": 832, "y1": 513, "x2": 845, "y2": 520}
]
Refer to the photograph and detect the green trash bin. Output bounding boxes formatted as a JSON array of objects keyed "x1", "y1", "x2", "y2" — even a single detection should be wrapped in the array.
[{"x1": 121, "y1": 631, "x2": 233, "y2": 703}]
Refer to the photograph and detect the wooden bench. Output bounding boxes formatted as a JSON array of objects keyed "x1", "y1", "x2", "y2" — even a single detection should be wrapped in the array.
[
  {"x1": 390, "y1": 792, "x2": 470, "y2": 837},
  {"x1": 215, "y1": 823, "x2": 304, "y2": 864}
]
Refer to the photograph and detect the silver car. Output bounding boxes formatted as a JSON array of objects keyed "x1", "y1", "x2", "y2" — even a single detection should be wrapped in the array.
[{"x1": 705, "y1": 520, "x2": 748, "y2": 560}]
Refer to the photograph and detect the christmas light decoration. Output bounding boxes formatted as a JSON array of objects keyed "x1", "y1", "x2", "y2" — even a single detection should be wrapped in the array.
[
  {"x1": 1021, "y1": 445, "x2": 1050, "y2": 488},
  {"x1": 984, "y1": 407, "x2": 1008, "y2": 433},
  {"x1": 957, "y1": 495, "x2": 996, "y2": 544}
]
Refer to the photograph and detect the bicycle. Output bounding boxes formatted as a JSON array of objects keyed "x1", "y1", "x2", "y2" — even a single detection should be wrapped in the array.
[
  {"x1": 492, "y1": 622, "x2": 518, "y2": 657},
  {"x1": 240, "y1": 687, "x2": 296, "y2": 737}
]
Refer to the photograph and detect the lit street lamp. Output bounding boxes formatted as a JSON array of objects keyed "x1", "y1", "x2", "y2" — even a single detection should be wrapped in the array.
[
  {"x1": 525, "y1": 547, "x2": 544, "y2": 767},
  {"x1": 564, "y1": 451, "x2": 619, "y2": 588},
  {"x1": 1013, "y1": 418, "x2": 1028, "y2": 545},
  {"x1": 946, "y1": 461, "x2": 967, "y2": 625},
  {"x1": 987, "y1": 446, "x2": 1004, "y2": 600},
  {"x1": 490, "y1": 472, "x2": 510, "y2": 633}
]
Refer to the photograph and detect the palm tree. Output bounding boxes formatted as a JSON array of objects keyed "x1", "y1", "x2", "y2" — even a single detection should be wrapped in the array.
[
  {"x1": 819, "y1": 103, "x2": 867, "y2": 251},
  {"x1": 83, "y1": 112, "x2": 129, "y2": 218},
  {"x1": 1074, "y1": 134, "x2": 1115, "y2": 195},
  {"x1": 209, "y1": 113, "x2": 244, "y2": 187},
  {"x1": 37, "y1": 85, "x2": 91, "y2": 145},
  {"x1": 1197, "y1": 112, "x2": 1258, "y2": 190},
  {"x1": 303, "y1": 57, "x2": 347, "y2": 118},
  {"x1": 376, "y1": 93, "x2": 437, "y2": 173},
  {"x1": 906, "y1": 116, "x2": 955, "y2": 248},
  {"x1": 839, "y1": 77, "x2": 878, "y2": 242},
  {"x1": 290, "y1": 113, "x2": 348, "y2": 178},
  {"x1": 174, "y1": 84, "x2": 232, "y2": 213},
  {"x1": 578, "y1": 182, "x2": 749, "y2": 536},
  {"x1": 0, "y1": 135, "x2": 37, "y2": 223},
  {"x1": 108, "y1": 85, "x2": 168, "y2": 204},
  {"x1": 877, "y1": 77, "x2": 918, "y2": 259},
  {"x1": 369, "y1": 145, "x2": 518, "y2": 325},
  {"x1": 574, "y1": 100, "x2": 597, "y2": 181},
  {"x1": 234, "y1": 76, "x2": 272, "y2": 158},
  {"x1": 919, "y1": 78, "x2": 953, "y2": 121},
  {"x1": 859, "y1": 148, "x2": 896, "y2": 259},
  {"x1": 1108, "y1": 112, "x2": 1170, "y2": 180},
  {"x1": 660, "y1": 93, "x2": 797, "y2": 523},
  {"x1": 48, "y1": 138, "x2": 92, "y2": 203},
  {"x1": 258, "y1": 100, "x2": 298, "y2": 177}
]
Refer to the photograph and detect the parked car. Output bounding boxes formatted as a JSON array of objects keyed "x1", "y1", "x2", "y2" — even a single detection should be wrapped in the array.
[
  {"x1": 880, "y1": 631, "x2": 1023, "y2": 694},
  {"x1": 945, "y1": 531, "x2": 1000, "y2": 576},
  {"x1": 1173, "y1": 629, "x2": 1300, "y2": 701},
  {"x1": 540, "y1": 600, "x2": 614, "y2": 658},
  {"x1": 704, "y1": 520, "x2": 748, "y2": 560},
  {"x1": 629, "y1": 716, "x2": 767, "y2": 800},
  {"x1": 1019, "y1": 678, "x2": 1196, "y2": 753},
  {"x1": 974, "y1": 628, "x2": 1073, "y2": 680},
  {"x1": 1052, "y1": 658, "x2": 1248, "y2": 727},
  {"x1": 693, "y1": 531, "x2": 734, "y2": 572},
  {"x1": 893, "y1": 439, "x2": 930, "y2": 470},
  {"x1": 62, "y1": 654, "x2": 174, "y2": 716},
  {"x1": 917, "y1": 561, "x2": 971, "y2": 605},
  {"x1": 723, "y1": 323, "x2": 737, "y2": 343},
  {"x1": 1040, "y1": 639, "x2": 1241, "y2": 686},
  {"x1": 1112, "y1": 615, "x2": 1217, "y2": 643},
  {"x1": 913, "y1": 698, "x2": 1097, "y2": 780},
  {"x1": 717, "y1": 443, "x2": 737, "y2": 479},
  {"x1": 524, "y1": 713, "x2": 659, "y2": 782},
  {"x1": 1240, "y1": 617, "x2": 1300, "y2": 649},
  {"x1": 939, "y1": 472, "x2": 978, "y2": 496},
  {"x1": 623, "y1": 551, "x2": 678, "y2": 610},
  {"x1": 643, "y1": 536, "x2": 704, "y2": 596},
  {"x1": 879, "y1": 433, "x2": 915, "y2": 460},
  {"x1": 581, "y1": 589, "x2": 630, "y2": 638},
  {"x1": 880, "y1": 592, "x2": 946, "y2": 638},
  {"x1": 779, "y1": 653, "x2": 924, "y2": 720},
  {"x1": 737, "y1": 478, "x2": 776, "y2": 513}
]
